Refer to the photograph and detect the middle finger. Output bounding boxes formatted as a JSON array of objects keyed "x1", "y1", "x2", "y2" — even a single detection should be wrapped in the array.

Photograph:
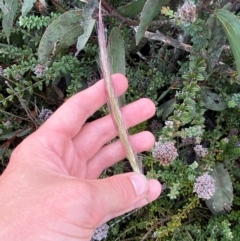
[{"x1": 72, "y1": 98, "x2": 155, "y2": 162}]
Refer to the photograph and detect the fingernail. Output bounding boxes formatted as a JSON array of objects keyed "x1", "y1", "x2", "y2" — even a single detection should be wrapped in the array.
[{"x1": 130, "y1": 174, "x2": 148, "y2": 196}]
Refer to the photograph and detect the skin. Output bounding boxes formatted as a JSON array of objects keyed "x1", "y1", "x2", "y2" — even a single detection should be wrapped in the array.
[{"x1": 0, "y1": 74, "x2": 161, "y2": 241}]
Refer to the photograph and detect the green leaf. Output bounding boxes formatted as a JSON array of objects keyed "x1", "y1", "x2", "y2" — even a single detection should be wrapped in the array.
[
  {"x1": 108, "y1": 26, "x2": 126, "y2": 105},
  {"x1": 206, "y1": 2, "x2": 232, "y2": 72},
  {"x1": 108, "y1": 27, "x2": 125, "y2": 75},
  {"x1": 215, "y1": 9, "x2": 240, "y2": 76},
  {"x1": 2, "y1": 0, "x2": 18, "y2": 42},
  {"x1": 16, "y1": 128, "x2": 32, "y2": 137},
  {"x1": 136, "y1": 0, "x2": 165, "y2": 45},
  {"x1": 206, "y1": 15, "x2": 226, "y2": 72},
  {"x1": 157, "y1": 87, "x2": 171, "y2": 102},
  {"x1": 38, "y1": 10, "x2": 84, "y2": 66},
  {"x1": 195, "y1": 73, "x2": 204, "y2": 81},
  {"x1": 0, "y1": 0, "x2": 10, "y2": 14},
  {"x1": 75, "y1": 0, "x2": 97, "y2": 56},
  {"x1": 0, "y1": 129, "x2": 16, "y2": 141},
  {"x1": 117, "y1": 0, "x2": 146, "y2": 18},
  {"x1": 21, "y1": 0, "x2": 37, "y2": 16},
  {"x1": 180, "y1": 111, "x2": 193, "y2": 124},
  {"x1": 157, "y1": 98, "x2": 176, "y2": 120},
  {"x1": 201, "y1": 88, "x2": 227, "y2": 111},
  {"x1": 206, "y1": 163, "x2": 233, "y2": 214}
]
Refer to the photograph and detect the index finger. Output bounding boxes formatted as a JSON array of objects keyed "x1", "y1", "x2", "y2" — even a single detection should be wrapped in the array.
[{"x1": 39, "y1": 74, "x2": 128, "y2": 138}]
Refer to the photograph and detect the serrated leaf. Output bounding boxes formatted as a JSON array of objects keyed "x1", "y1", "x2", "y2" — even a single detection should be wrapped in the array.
[
  {"x1": 2, "y1": 0, "x2": 18, "y2": 42},
  {"x1": 117, "y1": 0, "x2": 146, "y2": 18},
  {"x1": 38, "y1": 10, "x2": 84, "y2": 66},
  {"x1": 136, "y1": 0, "x2": 165, "y2": 45},
  {"x1": 201, "y1": 88, "x2": 227, "y2": 111},
  {"x1": 206, "y1": 163, "x2": 233, "y2": 214},
  {"x1": 75, "y1": 0, "x2": 97, "y2": 56},
  {"x1": 215, "y1": 9, "x2": 240, "y2": 76},
  {"x1": 21, "y1": 0, "x2": 37, "y2": 16},
  {"x1": 157, "y1": 98, "x2": 176, "y2": 120}
]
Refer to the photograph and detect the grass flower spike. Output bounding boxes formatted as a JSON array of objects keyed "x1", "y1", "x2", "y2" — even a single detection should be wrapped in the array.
[{"x1": 97, "y1": 2, "x2": 141, "y2": 173}]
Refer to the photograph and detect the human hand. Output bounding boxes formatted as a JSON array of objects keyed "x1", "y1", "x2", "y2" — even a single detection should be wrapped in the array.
[{"x1": 0, "y1": 74, "x2": 161, "y2": 241}]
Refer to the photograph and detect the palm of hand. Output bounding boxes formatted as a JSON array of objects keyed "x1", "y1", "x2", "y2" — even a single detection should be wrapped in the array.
[{"x1": 0, "y1": 75, "x2": 160, "y2": 241}]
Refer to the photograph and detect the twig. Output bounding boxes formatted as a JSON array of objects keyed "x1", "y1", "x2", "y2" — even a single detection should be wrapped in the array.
[
  {"x1": 99, "y1": 0, "x2": 175, "y2": 28},
  {"x1": 100, "y1": 0, "x2": 139, "y2": 26},
  {"x1": 4, "y1": 81, "x2": 41, "y2": 126},
  {"x1": 145, "y1": 30, "x2": 193, "y2": 53},
  {"x1": 0, "y1": 109, "x2": 31, "y2": 121},
  {"x1": 140, "y1": 217, "x2": 171, "y2": 241}
]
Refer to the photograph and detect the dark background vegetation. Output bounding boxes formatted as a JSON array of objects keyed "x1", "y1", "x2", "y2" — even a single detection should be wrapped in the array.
[{"x1": 1, "y1": 0, "x2": 240, "y2": 240}]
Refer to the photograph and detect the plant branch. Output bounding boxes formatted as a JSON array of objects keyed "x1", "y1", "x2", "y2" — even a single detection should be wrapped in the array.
[
  {"x1": 99, "y1": 0, "x2": 139, "y2": 26},
  {"x1": 140, "y1": 217, "x2": 171, "y2": 241},
  {"x1": 145, "y1": 30, "x2": 193, "y2": 53}
]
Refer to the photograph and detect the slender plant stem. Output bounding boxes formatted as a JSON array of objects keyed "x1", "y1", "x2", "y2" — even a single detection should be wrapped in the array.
[{"x1": 97, "y1": 1, "x2": 141, "y2": 173}]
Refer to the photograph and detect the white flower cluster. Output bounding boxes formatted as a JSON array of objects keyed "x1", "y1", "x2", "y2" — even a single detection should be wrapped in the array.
[
  {"x1": 178, "y1": 1, "x2": 197, "y2": 25},
  {"x1": 165, "y1": 121, "x2": 174, "y2": 128},
  {"x1": 3, "y1": 120, "x2": 11, "y2": 128},
  {"x1": 92, "y1": 223, "x2": 109, "y2": 241},
  {"x1": 193, "y1": 173, "x2": 215, "y2": 200},
  {"x1": 194, "y1": 145, "x2": 208, "y2": 157},
  {"x1": 152, "y1": 140, "x2": 178, "y2": 165},
  {"x1": 39, "y1": 108, "x2": 53, "y2": 121},
  {"x1": 34, "y1": 64, "x2": 46, "y2": 77}
]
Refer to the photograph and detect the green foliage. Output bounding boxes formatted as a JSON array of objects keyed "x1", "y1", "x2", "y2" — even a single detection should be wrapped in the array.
[
  {"x1": 0, "y1": 0, "x2": 18, "y2": 42},
  {"x1": 117, "y1": 0, "x2": 146, "y2": 18},
  {"x1": 136, "y1": 0, "x2": 165, "y2": 44},
  {"x1": 21, "y1": 0, "x2": 37, "y2": 16},
  {"x1": 215, "y1": 9, "x2": 240, "y2": 77},
  {"x1": 19, "y1": 13, "x2": 60, "y2": 31},
  {"x1": 38, "y1": 10, "x2": 84, "y2": 66},
  {"x1": 75, "y1": 0, "x2": 96, "y2": 56},
  {"x1": 1, "y1": 0, "x2": 240, "y2": 240},
  {"x1": 228, "y1": 93, "x2": 240, "y2": 108},
  {"x1": 206, "y1": 163, "x2": 233, "y2": 214},
  {"x1": 182, "y1": 19, "x2": 210, "y2": 51}
]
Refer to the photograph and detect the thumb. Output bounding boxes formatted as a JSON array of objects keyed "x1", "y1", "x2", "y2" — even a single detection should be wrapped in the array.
[{"x1": 84, "y1": 173, "x2": 161, "y2": 224}]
